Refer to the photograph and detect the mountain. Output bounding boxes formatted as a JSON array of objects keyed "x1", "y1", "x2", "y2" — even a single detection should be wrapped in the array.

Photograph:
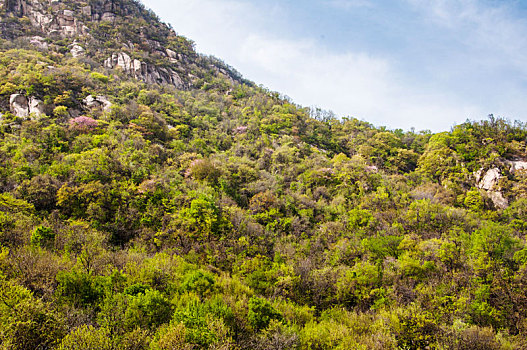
[{"x1": 1, "y1": 0, "x2": 527, "y2": 349}]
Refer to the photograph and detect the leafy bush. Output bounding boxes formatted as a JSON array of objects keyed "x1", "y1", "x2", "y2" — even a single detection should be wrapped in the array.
[
  {"x1": 248, "y1": 296, "x2": 282, "y2": 330},
  {"x1": 30, "y1": 225, "x2": 55, "y2": 248}
]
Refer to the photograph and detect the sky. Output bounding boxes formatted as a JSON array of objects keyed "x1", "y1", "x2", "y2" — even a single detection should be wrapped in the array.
[{"x1": 141, "y1": 0, "x2": 527, "y2": 132}]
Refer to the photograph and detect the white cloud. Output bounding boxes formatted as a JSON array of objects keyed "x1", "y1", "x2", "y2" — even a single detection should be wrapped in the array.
[
  {"x1": 142, "y1": 0, "x2": 527, "y2": 131},
  {"x1": 407, "y1": 0, "x2": 527, "y2": 73},
  {"x1": 326, "y1": 0, "x2": 374, "y2": 10}
]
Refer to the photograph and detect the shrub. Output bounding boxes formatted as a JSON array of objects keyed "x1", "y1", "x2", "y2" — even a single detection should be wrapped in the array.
[
  {"x1": 56, "y1": 270, "x2": 107, "y2": 307},
  {"x1": 124, "y1": 289, "x2": 172, "y2": 330},
  {"x1": 180, "y1": 270, "x2": 215, "y2": 297},
  {"x1": 30, "y1": 225, "x2": 55, "y2": 248},
  {"x1": 248, "y1": 296, "x2": 282, "y2": 330},
  {"x1": 90, "y1": 72, "x2": 109, "y2": 84},
  {"x1": 57, "y1": 325, "x2": 112, "y2": 350},
  {"x1": 69, "y1": 116, "x2": 98, "y2": 133}
]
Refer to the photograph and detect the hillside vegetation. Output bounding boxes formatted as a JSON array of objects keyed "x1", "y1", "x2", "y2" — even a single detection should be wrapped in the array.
[{"x1": 1, "y1": 0, "x2": 527, "y2": 349}]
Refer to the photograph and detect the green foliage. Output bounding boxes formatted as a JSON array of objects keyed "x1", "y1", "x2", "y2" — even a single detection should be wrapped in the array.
[
  {"x1": 90, "y1": 72, "x2": 109, "y2": 84},
  {"x1": 30, "y1": 225, "x2": 55, "y2": 248},
  {"x1": 0, "y1": 276, "x2": 65, "y2": 350},
  {"x1": 56, "y1": 270, "x2": 107, "y2": 307},
  {"x1": 124, "y1": 289, "x2": 172, "y2": 330},
  {"x1": 180, "y1": 270, "x2": 215, "y2": 297},
  {"x1": 248, "y1": 296, "x2": 283, "y2": 330},
  {"x1": 1, "y1": 3, "x2": 527, "y2": 347},
  {"x1": 464, "y1": 189, "x2": 485, "y2": 211},
  {"x1": 57, "y1": 325, "x2": 112, "y2": 350}
]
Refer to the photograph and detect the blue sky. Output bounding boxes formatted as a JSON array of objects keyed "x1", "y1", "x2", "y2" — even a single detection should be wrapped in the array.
[{"x1": 141, "y1": 0, "x2": 527, "y2": 131}]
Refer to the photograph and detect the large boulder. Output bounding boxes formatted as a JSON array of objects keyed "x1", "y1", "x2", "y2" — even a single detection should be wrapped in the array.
[
  {"x1": 70, "y1": 43, "x2": 85, "y2": 57},
  {"x1": 475, "y1": 167, "x2": 508, "y2": 209},
  {"x1": 476, "y1": 168, "x2": 502, "y2": 191},
  {"x1": 83, "y1": 95, "x2": 112, "y2": 111},
  {"x1": 10, "y1": 94, "x2": 29, "y2": 118},
  {"x1": 29, "y1": 36, "x2": 49, "y2": 50},
  {"x1": 28, "y1": 97, "x2": 45, "y2": 117},
  {"x1": 9, "y1": 94, "x2": 46, "y2": 118},
  {"x1": 508, "y1": 160, "x2": 527, "y2": 173}
]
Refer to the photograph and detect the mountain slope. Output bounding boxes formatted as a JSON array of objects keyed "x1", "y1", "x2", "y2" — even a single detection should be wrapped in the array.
[
  {"x1": 1, "y1": 0, "x2": 527, "y2": 349},
  {"x1": 0, "y1": 0, "x2": 247, "y2": 89}
]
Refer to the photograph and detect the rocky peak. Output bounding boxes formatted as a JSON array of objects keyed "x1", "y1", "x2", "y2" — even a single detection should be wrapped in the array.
[{"x1": 0, "y1": 0, "x2": 249, "y2": 92}]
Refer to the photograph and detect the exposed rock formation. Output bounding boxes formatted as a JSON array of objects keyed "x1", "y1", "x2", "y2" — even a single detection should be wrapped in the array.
[
  {"x1": 70, "y1": 43, "x2": 85, "y2": 57},
  {"x1": 1, "y1": 0, "x2": 243, "y2": 91},
  {"x1": 29, "y1": 36, "x2": 48, "y2": 50},
  {"x1": 475, "y1": 167, "x2": 508, "y2": 209},
  {"x1": 10, "y1": 94, "x2": 45, "y2": 118},
  {"x1": 83, "y1": 95, "x2": 112, "y2": 111},
  {"x1": 507, "y1": 160, "x2": 527, "y2": 174},
  {"x1": 10, "y1": 94, "x2": 30, "y2": 118},
  {"x1": 476, "y1": 168, "x2": 502, "y2": 191},
  {"x1": 104, "y1": 52, "x2": 184, "y2": 88},
  {"x1": 487, "y1": 191, "x2": 508, "y2": 210}
]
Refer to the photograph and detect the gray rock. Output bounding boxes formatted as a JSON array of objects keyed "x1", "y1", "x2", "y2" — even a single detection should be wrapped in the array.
[
  {"x1": 476, "y1": 168, "x2": 501, "y2": 191},
  {"x1": 476, "y1": 167, "x2": 509, "y2": 209},
  {"x1": 83, "y1": 95, "x2": 112, "y2": 111},
  {"x1": 508, "y1": 160, "x2": 527, "y2": 173},
  {"x1": 488, "y1": 191, "x2": 509, "y2": 209},
  {"x1": 104, "y1": 52, "x2": 184, "y2": 88},
  {"x1": 166, "y1": 49, "x2": 179, "y2": 63},
  {"x1": 101, "y1": 12, "x2": 116, "y2": 22},
  {"x1": 29, "y1": 36, "x2": 48, "y2": 50},
  {"x1": 70, "y1": 44, "x2": 85, "y2": 57},
  {"x1": 117, "y1": 52, "x2": 132, "y2": 72},
  {"x1": 10, "y1": 94, "x2": 29, "y2": 118},
  {"x1": 30, "y1": 11, "x2": 54, "y2": 29},
  {"x1": 68, "y1": 109, "x2": 81, "y2": 118},
  {"x1": 28, "y1": 97, "x2": 45, "y2": 117},
  {"x1": 10, "y1": 94, "x2": 45, "y2": 118},
  {"x1": 81, "y1": 5, "x2": 92, "y2": 16}
]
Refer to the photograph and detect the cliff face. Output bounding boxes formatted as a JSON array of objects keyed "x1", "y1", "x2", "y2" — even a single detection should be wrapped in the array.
[{"x1": 0, "y1": 0, "x2": 244, "y2": 89}]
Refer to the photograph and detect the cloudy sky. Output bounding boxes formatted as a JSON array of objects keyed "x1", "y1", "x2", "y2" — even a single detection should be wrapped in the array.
[{"x1": 141, "y1": 0, "x2": 527, "y2": 132}]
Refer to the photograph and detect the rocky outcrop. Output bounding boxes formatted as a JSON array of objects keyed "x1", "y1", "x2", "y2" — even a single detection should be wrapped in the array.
[
  {"x1": 104, "y1": 52, "x2": 184, "y2": 88},
  {"x1": 475, "y1": 167, "x2": 508, "y2": 209},
  {"x1": 2, "y1": 0, "x2": 240, "y2": 92},
  {"x1": 507, "y1": 160, "x2": 527, "y2": 174},
  {"x1": 3, "y1": 0, "x2": 116, "y2": 37},
  {"x1": 476, "y1": 168, "x2": 502, "y2": 191},
  {"x1": 83, "y1": 95, "x2": 112, "y2": 111},
  {"x1": 10, "y1": 94, "x2": 46, "y2": 119},
  {"x1": 29, "y1": 36, "x2": 48, "y2": 50},
  {"x1": 10, "y1": 94, "x2": 30, "y2": 118},
  {"x1": 70, "y1": 43, "x2": 85, "y2": 57}
]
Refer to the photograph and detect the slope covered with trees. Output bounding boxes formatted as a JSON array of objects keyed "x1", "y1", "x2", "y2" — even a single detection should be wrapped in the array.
[{"x1": 1, "y1": 0, "x2": 527, "y2": 349}]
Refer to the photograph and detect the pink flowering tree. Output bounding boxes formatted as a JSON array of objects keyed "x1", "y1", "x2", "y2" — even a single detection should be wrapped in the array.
[{"x1": 69, "y1": 116, "x2": 98, "y2": 133}]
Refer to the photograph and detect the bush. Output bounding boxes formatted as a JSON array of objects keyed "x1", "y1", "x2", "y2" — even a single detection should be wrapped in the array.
[
  {"x1": 248, "y1": 296, "x2": 282, "y2": 331},
  {"x1": 57, "y1": 325, "x2": 112, "y2": 350},
  {"x1": 1, "y1": 298, "x2": 65, "y2": 350},
  {"x1": 56, "y1": 270, "x2": 107, "y2": 307},
  {"x1": 180, "y1": 270, "x2": 215, "y2": 297},
  {"x1": 90, "y1": 72, "x2": 109, "y2": 84},
  {"x1": 30, "y1": 225, "x2": 55, "y2": 248},
  {"x1": 124, "y1": 289, "x2": 172, "y2": 330}
]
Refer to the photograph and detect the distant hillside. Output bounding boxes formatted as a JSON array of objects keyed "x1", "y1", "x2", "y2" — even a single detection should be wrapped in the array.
[{"x1": 1, "y1": 0, "x2": 527, "y2": 349}]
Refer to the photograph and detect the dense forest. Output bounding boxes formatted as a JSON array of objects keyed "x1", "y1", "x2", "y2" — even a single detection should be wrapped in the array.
[{"x1": 2, "y1": 0, "x2": 527, "y2": 349}]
